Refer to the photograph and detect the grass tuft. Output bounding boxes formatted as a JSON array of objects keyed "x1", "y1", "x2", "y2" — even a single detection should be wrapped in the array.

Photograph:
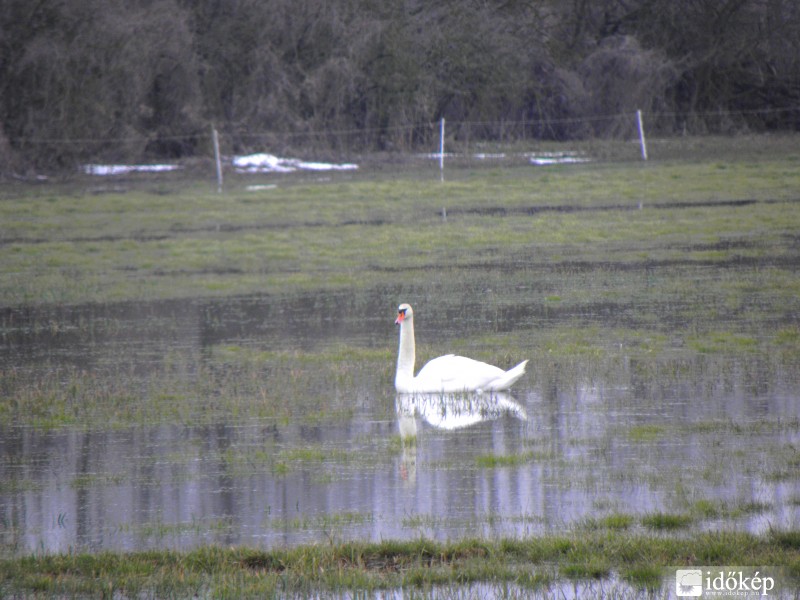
[
  {"x1": 475, "y1": 451, "x2": 536, "y2": 468},
  {"x1": 641, "y1": 512, "x2": 694, "y2": 530},
  {"x1": 621, "y1": 564, "x2": 664, "y2": 589}
]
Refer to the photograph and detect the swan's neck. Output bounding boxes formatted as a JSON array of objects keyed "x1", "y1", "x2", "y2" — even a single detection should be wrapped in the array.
[{"x1": 396, "y1": 318, "x2": 416, "y2": 391}]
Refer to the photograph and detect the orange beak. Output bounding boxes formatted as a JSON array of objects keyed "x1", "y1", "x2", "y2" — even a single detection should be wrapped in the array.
[{"x1": 395, "y1": 311, "x2": 405, "y2": 325}]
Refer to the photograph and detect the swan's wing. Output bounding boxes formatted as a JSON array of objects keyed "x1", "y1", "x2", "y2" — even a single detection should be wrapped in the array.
[{"x1": 415, "y1": 355, "x2": 508, "y2": 392}]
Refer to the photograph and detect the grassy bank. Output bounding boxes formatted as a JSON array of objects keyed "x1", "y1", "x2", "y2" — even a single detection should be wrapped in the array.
[{"x1": 1, "y1": 531, "x2": 798, "y2": 597}]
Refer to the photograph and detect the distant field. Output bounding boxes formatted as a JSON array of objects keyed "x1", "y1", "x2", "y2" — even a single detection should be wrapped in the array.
[{"x1": 1, "y1": 135, "x2": 799, "y2": 308}]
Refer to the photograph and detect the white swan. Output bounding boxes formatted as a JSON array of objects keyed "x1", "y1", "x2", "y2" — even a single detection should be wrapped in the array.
[{"x1": 394, "y1": 303, "x2": 528, "y2": 393}]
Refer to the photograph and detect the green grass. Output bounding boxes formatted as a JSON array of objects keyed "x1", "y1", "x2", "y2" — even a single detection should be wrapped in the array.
[
  {"x1": 641, "y1": 512, "x2": 695, "y2": 530},
  {"x1": 1, "y1": 531, "x2": 797, "y2": 597},
  {"x1": 475, "y1": 451, "x2": 537, "y2": 468},
  {"x1": 581, "y1": 513, "x2": 636, "y2": 531},
  {"x1": 0, "y1": 343, "x2": 395, "y2": 429},
  {"x1": 628, "y1": 424, "x2": 667, "y2": 442},
  {"x1": 2, "y1": 137, "x2": 800, "y2": 308}
]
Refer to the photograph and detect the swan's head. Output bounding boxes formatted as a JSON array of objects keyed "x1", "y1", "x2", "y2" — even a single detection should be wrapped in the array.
[{"x1": 395, "y1": 303, "x2": 413, "y2": 325}]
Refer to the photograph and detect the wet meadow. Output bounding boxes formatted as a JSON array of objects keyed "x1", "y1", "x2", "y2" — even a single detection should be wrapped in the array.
[{"x1": 1, "y1": 136, "x2": 799, "y2": 597}]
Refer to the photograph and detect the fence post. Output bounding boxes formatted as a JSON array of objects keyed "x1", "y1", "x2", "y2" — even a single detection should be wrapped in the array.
[
  {"x1": 212, "y1": 126, "x2": 223, "y2": 193},
  {"x1": 636, "y1": 110, "x2": 648, "y2": 161},
  {"x1": 439, "y1": 117, "x2": 445, "y2": 182}
]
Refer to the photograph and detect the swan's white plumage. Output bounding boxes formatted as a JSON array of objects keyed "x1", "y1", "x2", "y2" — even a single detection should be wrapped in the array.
[{"x1": 394, "y1": 303, "x2": 527, "y2": 393}]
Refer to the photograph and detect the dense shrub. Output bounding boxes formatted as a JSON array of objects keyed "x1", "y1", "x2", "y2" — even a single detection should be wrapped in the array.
[{"x1": 1, "y1": 0, "x2": 798, "y2": 170}]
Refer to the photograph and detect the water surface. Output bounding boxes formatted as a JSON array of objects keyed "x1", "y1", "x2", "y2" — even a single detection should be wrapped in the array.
[{"x1": 1, "y1": 290, "x2": 798, "y2": 555}]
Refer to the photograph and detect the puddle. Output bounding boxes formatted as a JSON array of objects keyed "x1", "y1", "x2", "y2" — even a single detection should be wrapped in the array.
[{"x1": 0, "y1": 290, "x2": 799, "y2": 555}]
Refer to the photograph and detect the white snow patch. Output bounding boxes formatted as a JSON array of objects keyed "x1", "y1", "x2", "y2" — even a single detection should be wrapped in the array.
[
  {"x1": 420, "y1": 150, "x2": 591, "y2": 164},
  {"x1": 233, "y1": 153, "x2": 358, "y2": 173},
  {"x1": 83, "y1": 163, "x2": 181, "y2": 176},
  {"x1": 527, "y1": 152, "x2": 591, "y2": 166}
]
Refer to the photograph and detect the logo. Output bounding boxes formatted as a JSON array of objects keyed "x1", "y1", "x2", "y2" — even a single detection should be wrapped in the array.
[
  {"x1": 675, "y1": 568, "x2": 776, "y2": 597},
  {"x1": 676, "y1": 569, "x2": 703, "y2": 597}
]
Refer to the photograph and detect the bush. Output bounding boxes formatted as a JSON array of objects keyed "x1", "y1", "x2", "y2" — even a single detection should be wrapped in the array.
[{"x1": 1, "y1": 0, "x2": 798, "y2": 169}]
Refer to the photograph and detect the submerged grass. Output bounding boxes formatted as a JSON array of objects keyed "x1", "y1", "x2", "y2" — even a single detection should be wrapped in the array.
[
  {"x1": 0, "y1": 342, "x2": 395, "y2": 429},
  {"x1": 1, "y1": 531, "x2": 797, "y2": 597},
  {"x1": 476, "y1": 451, "x2": 531, "y2": 468}
]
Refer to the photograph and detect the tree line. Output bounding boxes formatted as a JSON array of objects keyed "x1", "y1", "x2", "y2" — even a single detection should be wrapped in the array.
[{"x1": 1, "y1": 0, "x2": 799, "y2": 170}]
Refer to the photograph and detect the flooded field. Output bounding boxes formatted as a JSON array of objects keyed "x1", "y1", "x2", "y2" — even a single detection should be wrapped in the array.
[
  {"x1": 1, "y1": 141, "x2": 799, "y2": 595},
  {"x1": 2, "y1": 285, "x2": 798, "y2": 555}
]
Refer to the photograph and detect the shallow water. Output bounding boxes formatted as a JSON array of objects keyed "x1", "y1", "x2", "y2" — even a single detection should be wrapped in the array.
[{"x1": 1, "y1": 291, "x2": 799, "y2": 555}]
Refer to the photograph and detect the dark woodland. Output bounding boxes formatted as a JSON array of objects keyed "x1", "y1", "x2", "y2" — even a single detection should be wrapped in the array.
[{"x1": 1, "y1": 0, "x2": 799, "y2": 169}]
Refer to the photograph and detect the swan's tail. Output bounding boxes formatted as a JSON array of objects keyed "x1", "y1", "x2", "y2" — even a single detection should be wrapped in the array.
[{"x1": 489, "y1": 359, "x2": 528, "y2": 391}]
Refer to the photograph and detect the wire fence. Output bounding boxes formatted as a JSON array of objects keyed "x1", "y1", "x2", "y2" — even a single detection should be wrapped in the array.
[{"x1": 6, "y1": 105, "x2": 800, "y2": 177}]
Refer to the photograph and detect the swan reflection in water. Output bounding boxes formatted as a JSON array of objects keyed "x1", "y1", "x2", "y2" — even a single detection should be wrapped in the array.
[
  {"x1": 396, "y1": 391, "x2": 527, "y2": 434},
  {"x1": 395, "y1": 391, "x2": 527, "y2": 481}
]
